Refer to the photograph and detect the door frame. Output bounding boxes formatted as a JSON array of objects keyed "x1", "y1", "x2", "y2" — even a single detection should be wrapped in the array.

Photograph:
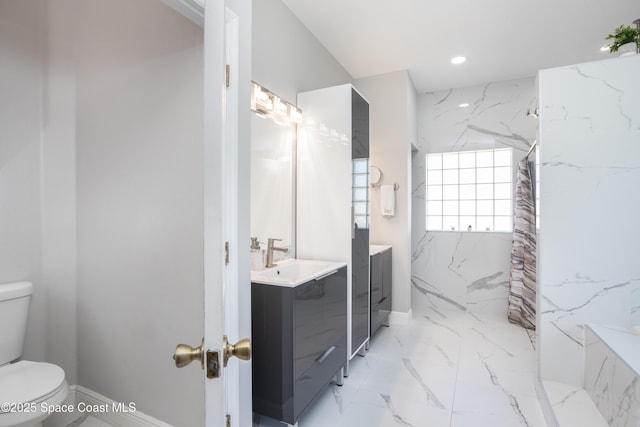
[
  {"x1": 222, "y1": 5, "x2": 243, "y2": 425},
  {"x1": 221, "y1": 4, "x2": 253, "y2": 423}
]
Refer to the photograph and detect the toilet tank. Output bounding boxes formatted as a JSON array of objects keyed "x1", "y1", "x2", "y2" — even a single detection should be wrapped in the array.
[{"x1": 0, "y1": 282, "x2": 33, "y2": 365}]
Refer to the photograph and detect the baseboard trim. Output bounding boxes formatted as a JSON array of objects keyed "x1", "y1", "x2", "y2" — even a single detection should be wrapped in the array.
[
  {"x1": 389, "y1": 309, "x2": 412, "y2": 325},
  {"x1": 71, "y1": 385, "x2": 172, "y2": 427}
]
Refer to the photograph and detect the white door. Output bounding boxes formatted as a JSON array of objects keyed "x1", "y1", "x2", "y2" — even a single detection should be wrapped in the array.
[
  {"x1": 203, "y1": 0, "x2": 251, "y2": 426},
  {"x1": 221, "y1": 6, "x2": 248, "y2": 427},
  {"x1": 203, "y1": 0, "x2": 227, "y2": 424},
  {"x1": 172, "y1": 0, "x2": 250, "y2": 426}
]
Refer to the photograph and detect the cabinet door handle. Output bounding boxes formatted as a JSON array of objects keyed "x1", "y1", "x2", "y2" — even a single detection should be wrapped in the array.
[
  {"x1": 378, "y1": 296, "x2": 387, "y2": 304},
  {"x1": 351, "y1": 207, "x2": 355, "y2": 240},
  {"x1": 315, "y1": 346, "x2": 336, "y2": 364},
  {"x1": 314, "y1": 270, "x2": 338, "y2": 281}
]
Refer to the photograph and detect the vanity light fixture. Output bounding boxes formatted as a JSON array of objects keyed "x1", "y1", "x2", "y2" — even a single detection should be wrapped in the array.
[
  {"x1": 273, "y1": 96, "x2": 287, "y2": 115},
  {"x1": 451, "y1": 56, "x2": 466, "y2": 65},
  {"x1": 252, "y1": 82, "x2": 273, "y2": 114},
  {"x1": 459, "y1": 103, "x2": 470, "y2": 108},
  {"x1": 251, "y1": 81, "x2": 302, "y2": 125},
  {"x1": 289, "y1": 105, "x2": 302, "y2": 123},
  {"x1": 270, "y1": 96, "x2": 290, "y2": 125}
]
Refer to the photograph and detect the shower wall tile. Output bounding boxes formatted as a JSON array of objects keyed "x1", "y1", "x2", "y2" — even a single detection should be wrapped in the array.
[
  {"x1": 584, "y1": 328, "x2": 609, "y2": 406},
  {"x1": 538, "y1": 55, "x2": 640, "y2": 387},
  {"x1": 607, "y1": 359, "x2": 640, "y2": 427},
  {"x1": 416, "y1": 77, "x2": 537, "y2": 155},
  {"x1": 411, "y1": 77, "x2": 537, "y2": 318},
  {"x1": 411, "y1": 231, "x2": 513, "y2": 319},
  {"x1": 585, "y1": 326, "x2": 640, "y2": 427}
]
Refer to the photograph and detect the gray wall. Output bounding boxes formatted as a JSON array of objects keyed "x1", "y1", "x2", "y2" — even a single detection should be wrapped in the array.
[
  {"x1": 73, "y1": 1, "x2": 204, "y2": 425},
  {"x1": 411, "y1": 77, "x2": 537, "y2": 318},
  {"x1": 0, "y1": 0, "x2": 79, "y2": 384},
  {"x1": 354, "y1": 70, "x2": 417, "y2": 317},
  {"x1": 0, "y1": 0, "x2": 46, "y2": 363},
  {"x1": 252, "y1": 0, "x2": 351, "y2": 105},
  {"x1": 42, "y1": 0, "x2": 80, "y2": 387}
]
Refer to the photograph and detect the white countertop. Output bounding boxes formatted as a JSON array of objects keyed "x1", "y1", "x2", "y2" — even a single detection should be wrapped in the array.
[
  {"x1": 370, "y1": 244, "x2": 392, "y2": 256},
  {"x1": 251, "y1": 258, "x2": 347, "y2": 287}
]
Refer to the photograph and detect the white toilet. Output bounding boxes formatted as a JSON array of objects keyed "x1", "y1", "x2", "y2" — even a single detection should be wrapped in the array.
[{"x1": 0, "y1": 282, "x2": 69, "y2": 427}]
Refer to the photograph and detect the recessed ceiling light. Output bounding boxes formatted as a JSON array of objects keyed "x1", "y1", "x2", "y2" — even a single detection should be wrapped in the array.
[
  {"x1": 600, "y1": 45, "x2": 610, "y2": 52},
  {"x1": 459, "y1": 103, "x2": 470, "y2": 108},
  {"x1": 451, "y1": 56, "x2": 466, "y2": 65}
]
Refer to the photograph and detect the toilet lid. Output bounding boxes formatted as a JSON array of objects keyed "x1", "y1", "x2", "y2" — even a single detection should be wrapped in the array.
[{"x1": 0, "y1": 361, "x2": 66, "y2": 408}]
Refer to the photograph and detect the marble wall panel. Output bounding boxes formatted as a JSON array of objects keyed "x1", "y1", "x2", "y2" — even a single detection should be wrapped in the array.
[
  {"x1": 538, "y1": 56, "x2": 640, "y2": 386},
  {"x1": 412, "y1": 77, "x2": 537, "y2": 318}
]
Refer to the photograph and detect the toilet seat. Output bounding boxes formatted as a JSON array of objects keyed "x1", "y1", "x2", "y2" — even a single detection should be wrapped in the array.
[{"x1": 0, "y1": 360, "x2": 66, "y2": 408}]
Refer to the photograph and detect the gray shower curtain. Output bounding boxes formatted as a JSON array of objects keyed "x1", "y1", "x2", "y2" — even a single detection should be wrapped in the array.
[{"x1": 508, "y1": 158, "x2": 537, "y2": 330}]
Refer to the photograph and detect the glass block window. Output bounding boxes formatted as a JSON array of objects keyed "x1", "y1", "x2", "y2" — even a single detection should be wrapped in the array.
[
  {"x1": 352, "y1": 158, "x2": 370, "y2": 229},
  {"x1": 426, "y1": 148, "x2": 512, "y2": 232}
]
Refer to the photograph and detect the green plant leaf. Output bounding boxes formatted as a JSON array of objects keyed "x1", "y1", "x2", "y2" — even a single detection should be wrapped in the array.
[{"x1": 605, "y1": 24, "x2": 639, "y2": 53}]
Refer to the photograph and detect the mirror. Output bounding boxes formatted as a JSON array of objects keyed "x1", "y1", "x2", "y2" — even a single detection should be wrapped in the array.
[{"x1": 250, "y1": 112, "x2": 296, "y2": 260}]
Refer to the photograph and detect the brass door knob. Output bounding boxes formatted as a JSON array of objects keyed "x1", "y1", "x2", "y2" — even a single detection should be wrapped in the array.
[
  {"x1": 223, "y1": 335, "x2": 251, "y2": 367},
  {"x1": 173, "y1": 338, "x2": 204, "y2": 369}
]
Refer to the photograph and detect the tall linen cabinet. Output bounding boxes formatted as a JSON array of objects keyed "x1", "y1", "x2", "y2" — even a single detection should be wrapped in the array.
[{"x1": 297, "y1": 84, "x2": 371, "y2": 371}]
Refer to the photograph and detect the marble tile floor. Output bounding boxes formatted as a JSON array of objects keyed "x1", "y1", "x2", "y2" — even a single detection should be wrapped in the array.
[{"x1": 255, "y1": 308, "x2": 547, "y2": 427}]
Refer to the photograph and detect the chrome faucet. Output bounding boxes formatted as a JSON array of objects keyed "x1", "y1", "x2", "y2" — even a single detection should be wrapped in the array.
[{"x1": 266, "y1": 238, "x2": 288, "y2": 268}]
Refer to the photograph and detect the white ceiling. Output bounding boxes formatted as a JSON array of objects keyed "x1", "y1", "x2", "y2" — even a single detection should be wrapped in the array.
[{"x1": 280, "y1": 0, "x2": 640, "y2": 93}]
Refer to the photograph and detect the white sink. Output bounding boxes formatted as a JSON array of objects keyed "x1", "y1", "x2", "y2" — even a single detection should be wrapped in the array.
[{"x1": 251, "y1": 259, "x2": 347, "y2": 287}]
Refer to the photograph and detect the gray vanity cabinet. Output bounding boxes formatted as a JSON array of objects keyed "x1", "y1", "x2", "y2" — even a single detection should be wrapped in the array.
[
  {"x1": 252, "y1": 266, "x2": 347, "y2": 425},
  {"x1": 370, "y1": 248, "x2": 392, "y2": 336}
]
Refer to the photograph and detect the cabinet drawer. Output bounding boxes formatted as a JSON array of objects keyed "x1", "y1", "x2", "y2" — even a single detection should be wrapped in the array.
[
  {"x1": 294, "y1": 269, "x2": 347, "y2": 378},
  {"x1": 294, "y1": 335, "x2": 346, "y2": 418},
  {"x1": 294, "y1": 281, "x2": 333, "y2": 377}
]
